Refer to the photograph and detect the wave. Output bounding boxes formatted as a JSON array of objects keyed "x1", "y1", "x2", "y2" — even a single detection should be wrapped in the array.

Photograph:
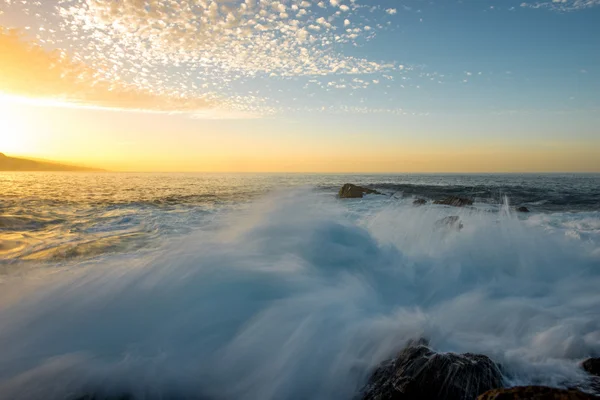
[{"x1": 0, "y1": 190, "x2": 599, "y2": 399}]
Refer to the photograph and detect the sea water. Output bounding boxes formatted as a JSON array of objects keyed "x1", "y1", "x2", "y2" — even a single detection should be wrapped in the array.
[{"x1": 0, "y1": 172, "x2": 599, "y2": 399}]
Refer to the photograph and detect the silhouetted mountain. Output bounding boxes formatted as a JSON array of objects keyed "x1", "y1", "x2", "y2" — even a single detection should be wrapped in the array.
[{"x1": 0, "y1": 153, "x2": 104, "y2": 171}]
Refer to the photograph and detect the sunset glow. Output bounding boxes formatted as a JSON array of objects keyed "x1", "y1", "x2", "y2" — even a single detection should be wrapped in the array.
[{"x1": 0, "y1": 97, "x2": 33, "y2": 155}]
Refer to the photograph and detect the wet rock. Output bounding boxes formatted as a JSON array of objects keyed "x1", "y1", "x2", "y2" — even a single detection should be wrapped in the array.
[
  {"x1": 72, "y1": 395, "x2": 133, "y2": 400},
  {"x1": 477, "y1": 386, "x2": 597, "y2": 399},
  {"x1": 71, "y1": 394, "x2": 211, "y2": 400},
  {"x1": 435, "y1": 216, "x2": 463, "y2": 231},
  {"x1": 361, "y1": 339, "x2": 503, "y2": 400},
  {"x1": 516, "y1": 207, "x2": 530, "y2": 213},
  {"x1": 433, "y1": 196, "x2": 474, "y2": 207},
  {"x1": 413, "y1": 198, "x2": 427, "y2": 206},
  {"x1": 582, "y1": 358, "x2": 600, "y2": 377},
  {"x1": 338, "y1": 183, "x2": 382, "y2": 199}
]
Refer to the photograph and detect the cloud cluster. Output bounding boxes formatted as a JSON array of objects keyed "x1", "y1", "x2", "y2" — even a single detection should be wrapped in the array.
[
  {"x1": 0, "y1": 27, "x2": 272, "y2": 117},
  {"x1": 0, "y1": 0, "x2": 403, "y2": 116},
  {"x1": 520, "y1": 0, "x2": 600, "y2": 11},
  {"x1": 54, "y1": 0, "x2": 396, "y2": 77}
]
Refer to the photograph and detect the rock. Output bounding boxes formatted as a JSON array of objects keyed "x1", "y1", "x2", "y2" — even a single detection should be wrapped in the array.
[
  {"x1": 582, "y1": 358, "x2": 600, "y2": 377},
  {"x1": 435, "y1": 216, "x2": 463, "y2": 231},
  {"x1": 338, "y1": 184, "x2": 382, "y2": 199},
  {"x1": 477, "y1": 386, "x2": 597, "y2": 399},
  {"x1": 517, "y1": 207, "x2": 530, "y2": 213},
  {"x1": 73, "y1": 395, "x2": 133, "y2": 400},
  {"x1": 433, "y1": 196, "x2": 474, "y2": 207},
  {"x1": 413, "y1": 199, "x2": 427, "y2": 206},
  {"x1": 361, "y1": 340, "x2": 503, "y2": 400}
]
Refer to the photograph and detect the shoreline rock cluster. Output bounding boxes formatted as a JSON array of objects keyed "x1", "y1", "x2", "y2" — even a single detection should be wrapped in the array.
[
  {"x1": 339, "y1": 183, "x2": 532, "y2": 213},
  {"x1": 360, "y1": 339, "x2": 600, "y2": 400}
]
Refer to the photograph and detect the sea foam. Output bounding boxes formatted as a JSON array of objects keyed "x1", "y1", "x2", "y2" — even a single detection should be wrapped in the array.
[{"x1": 0, "y1": 190, "x2": 598, "y2": 399}]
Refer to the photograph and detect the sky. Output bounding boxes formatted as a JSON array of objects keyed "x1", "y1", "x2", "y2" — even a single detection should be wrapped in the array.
[{"x1": 0, "y1": 0, "x2": 599, "y2": 172}]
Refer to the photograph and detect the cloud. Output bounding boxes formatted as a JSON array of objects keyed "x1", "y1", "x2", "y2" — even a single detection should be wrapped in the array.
[
  {"x1": 520, "y1": 0, "x2": 600, "y2": 11},
  {"x1": 386, "y1": 8, "x2": 397, "y2": 15},
  {"x1": 33, "y1": 0, "x2": 395, "y2": 79},
  {"x1": 0, "y1": 0, "x2": 406, "y2": 117},
  {"x1": 0, "y1": 27, "x2": 259, "y2": 117}
]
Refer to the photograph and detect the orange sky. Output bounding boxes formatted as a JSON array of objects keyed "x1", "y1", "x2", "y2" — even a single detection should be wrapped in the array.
[{"x1": 3, "y1": 93, "x2": 598, "y2": 173}]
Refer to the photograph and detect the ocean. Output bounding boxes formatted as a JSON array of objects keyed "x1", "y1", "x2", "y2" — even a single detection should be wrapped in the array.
[{"x1": 0, "y1": 172, "x2": 599, "y2": 399}]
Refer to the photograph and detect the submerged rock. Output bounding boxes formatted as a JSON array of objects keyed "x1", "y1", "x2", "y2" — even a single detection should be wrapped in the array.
[
  {"x1": 435, "y1": 216, "x2": 463, "y2": 231},
  {"x1": 338, "y1": 183, "x2": 382, "y2": 199},
  {"x1": 433, "y1": 196, "x2": 474, "y2": 207},
  {"x1": 517, "y1": 206, "x2": 531, "y2": 213},
  {"x1": 413, "y1": 198, "x2": 427, "y2": 206},
  {"x1": 361, "y1": 339, "x2": 503, "y2": 400},
  {"x1": 477, "y1": 386, "x2": 597, "y2": 399},
  {"x1": 582, "y1": 358, "x2": 600, "y2": 377}
]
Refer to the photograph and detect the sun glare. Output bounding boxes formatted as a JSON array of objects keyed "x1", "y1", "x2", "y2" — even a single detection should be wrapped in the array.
[{"x1": 0, "y1": 99, "x2": 32, "y2": 155}]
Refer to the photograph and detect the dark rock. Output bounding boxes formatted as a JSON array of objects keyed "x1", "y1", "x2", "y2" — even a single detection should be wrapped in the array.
[
  {"x1": 338, "y1": 184, "x2": 382, "y2": 199},
  {"x1": 582, "y1": 358, "x2": 600, "y2": 377},
  {"x1": 435, "y1": 216, "x2": 463, "y2": 231},
  {"x1": 413, "y1": 199, "x2": 427, "y2": 206},
  {"x1": 433, "y1": 196, "x2": 474, "y2": 207},
  {"x1": 72, "y1": 395, "x2": 133, "y2": 400},
  {"x1": 516, "y1": 207, "x2": 530, "y2": 213},
  {"x1": 477, "y1": 386, "x2": 597, "y2": 399},
  {"x1": 361, "y1": 340, "x2": 503, "y2": 400}
]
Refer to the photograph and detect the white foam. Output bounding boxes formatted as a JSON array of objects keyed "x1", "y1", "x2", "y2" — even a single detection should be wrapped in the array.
[{"x1": 0, "y1": 190, "x2": 598, "y2": 399}]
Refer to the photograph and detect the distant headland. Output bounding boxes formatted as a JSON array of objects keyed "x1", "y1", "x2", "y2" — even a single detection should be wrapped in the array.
[{"x1": 0, "y1": 153, "x2": 104, "y2": 172}]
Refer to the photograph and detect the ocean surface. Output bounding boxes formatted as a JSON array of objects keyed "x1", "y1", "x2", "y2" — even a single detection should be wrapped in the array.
[{"x1": 0, "y1": 172, "x2": 599, "y2": 399}]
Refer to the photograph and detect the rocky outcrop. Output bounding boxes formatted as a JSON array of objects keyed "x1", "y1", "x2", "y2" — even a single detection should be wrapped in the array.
[
  {"x1": 413, "y1": 199, "x2": 427, "y2": 206},
  {"x1": 338, "y1": 184, "x2": 382, "y2": 199},
  {"x1": 361, "y1": 339, "x2": 503, "y2": 400},
  {"x1": 477, "y1": 386, "x2": 597, "y2": 399},
  {"x1": 433, "y1": 196, "x2": 474, "y2": 207},
  {"x1": 517, "y1": 207, "x2": 530, "y2": 213},
  {"x1": 73, "y1": 395, "x2": 133, "y2": 400},
  {"x1": 582, "y1": 358, "x2": 600, "y2": 377},
  {"x1": 435, "y1": 216, "x2": 463, "y2": 231}
]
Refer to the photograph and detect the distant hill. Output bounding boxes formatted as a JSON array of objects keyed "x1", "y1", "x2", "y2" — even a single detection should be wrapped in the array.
[{"x1": 0, "y1": 153, "x2": 104, "y2": 172}]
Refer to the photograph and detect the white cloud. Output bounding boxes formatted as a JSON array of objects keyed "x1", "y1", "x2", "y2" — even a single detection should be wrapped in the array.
[
  {"x1": 386, "y1": 8, "x2": 397, "y2": 15},
  {"x1": 520, "y1": 0, "x2": 600, "y2": 10},
  {"x1": 3, "y1": 0, "x2": 410, "y2": 117}
]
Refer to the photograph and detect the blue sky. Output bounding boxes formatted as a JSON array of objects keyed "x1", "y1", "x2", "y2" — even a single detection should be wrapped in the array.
[{"x1": 0, "y1": 0, "x2": 599, "y2": 171}]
